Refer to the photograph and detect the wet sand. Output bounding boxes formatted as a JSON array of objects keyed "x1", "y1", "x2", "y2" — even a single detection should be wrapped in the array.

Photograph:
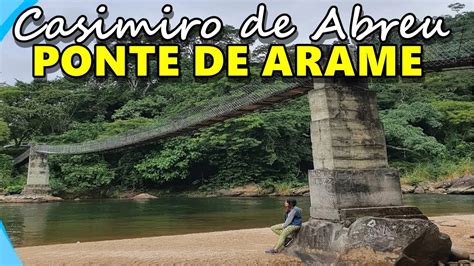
[
  {"x1": 431, "y1": 215, "x2": 474, "y2": 254},
  {"x1": 17, "y1": 215, "x2": 473, "y2": 265}
]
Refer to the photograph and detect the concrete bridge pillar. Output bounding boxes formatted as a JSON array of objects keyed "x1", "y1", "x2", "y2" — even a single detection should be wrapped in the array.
[
  {"x1": 285, "y1": 78, "x2": 451, "y2": 265},
  {"x1": 307, "y1": 77, "x2": 423, "y2": 221},
  {"x1": 22, "y1": 146, "x2": 51, "y2": 195}
]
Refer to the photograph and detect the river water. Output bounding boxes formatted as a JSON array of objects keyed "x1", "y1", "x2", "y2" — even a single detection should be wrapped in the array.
[{"x1": 1, "y1": 194, "x2": 473, "y2": 247}]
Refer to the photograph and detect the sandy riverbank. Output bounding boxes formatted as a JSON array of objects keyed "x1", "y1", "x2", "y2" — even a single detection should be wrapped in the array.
[{"x1": 17, "y1": 215, "x2": 473, "y2": 265}]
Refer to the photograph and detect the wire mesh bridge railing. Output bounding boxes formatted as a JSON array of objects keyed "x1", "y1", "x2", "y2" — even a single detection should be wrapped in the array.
[
  {"x1": 424, "y1": 40, "x2": 474, "y2": 70},
  {"x1": 34, "y1": 79, "x2": 314, "y2": 155}
]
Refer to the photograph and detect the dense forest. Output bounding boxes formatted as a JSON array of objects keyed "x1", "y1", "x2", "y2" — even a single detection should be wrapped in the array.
[{"x1": 0, "y1": 8, "x2": 472, "y2": 197}]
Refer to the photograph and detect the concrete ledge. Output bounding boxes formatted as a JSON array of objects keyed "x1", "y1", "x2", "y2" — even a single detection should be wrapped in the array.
[
  {"x1": 339, "y1": 206, "x2": 427, "y2": 222},
  {"x1": 309, "y1": 206, "x2": 426, "y2": 223}
]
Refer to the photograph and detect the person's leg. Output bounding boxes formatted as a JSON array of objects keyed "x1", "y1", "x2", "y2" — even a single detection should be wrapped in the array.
[
  {"x1": 270, "y1": 223, "x2": 284, "y2": 236},
  {"x1": 273, "y1": 225, "x2": 300, "y2": 251}
]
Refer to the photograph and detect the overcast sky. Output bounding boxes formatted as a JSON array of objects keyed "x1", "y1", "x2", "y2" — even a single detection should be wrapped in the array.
[{"x1": 0, "y1": 0, "x2": 471, "y2": 84}]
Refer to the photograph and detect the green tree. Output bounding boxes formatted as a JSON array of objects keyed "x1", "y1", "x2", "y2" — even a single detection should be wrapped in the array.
[
  {"x1": 381, "y1": 102, "x2": 447, "y2": 160},
  {"x1": 49, "y1": 155, "x2": 115, "y2": 196},
  {"x1": 0, "y1": 120, "x2": 10, "y2": 145}
]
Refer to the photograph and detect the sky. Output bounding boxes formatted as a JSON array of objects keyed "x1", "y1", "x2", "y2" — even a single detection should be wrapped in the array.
[{"x1": 0, "y1": 0, "x2": 471, "y2": 84}]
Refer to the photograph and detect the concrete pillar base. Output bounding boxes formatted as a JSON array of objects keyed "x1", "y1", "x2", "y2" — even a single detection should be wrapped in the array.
[
  {"x1": 308, "y1": 168, "x2": 412, "y2": 221},
  {"x1": 21, "y1": 184, "x2": 51, "y2": 195},
  {"x1": 307, "y1": 167, "x2": 426, "y2": 222},
  {"x1": 24, "y1": 146, "x2": 50, "y2": 194}
]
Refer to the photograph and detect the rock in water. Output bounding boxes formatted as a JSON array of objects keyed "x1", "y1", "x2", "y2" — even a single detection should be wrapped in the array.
[
  {"x1": 0, "y1": 194, "x2": 62, "y2": 203},
  {"x1": 284, "y1": 217, "x2": 451, "y2": 265},
  {"x1": 447, "y1": 176, "x2": 474, "y2": 194},
  {"x1": 132, "y1": 193, "x2": 158, "y2": 200},
  {"x1": 401, "y1": 185, "x2": 415, "y2": 194},
  {"x1": 291, "y1": 186, "x2": 310, "y2": 196},
  {"x1": 414, "y1": 186, "x2": 425, "y2": 194},
  {"x1": 216, "y1": 183, "x2": 273, "y2": 197}
]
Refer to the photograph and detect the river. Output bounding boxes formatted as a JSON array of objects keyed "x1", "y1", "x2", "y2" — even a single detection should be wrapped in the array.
[{"x1": 1, "y1": 194, "x2": 473, "y2": 247}]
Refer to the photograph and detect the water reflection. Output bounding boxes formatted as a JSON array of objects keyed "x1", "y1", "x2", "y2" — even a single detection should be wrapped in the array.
[{"x1": 0, "y1": 195, "x2": 472, "y2": 247}]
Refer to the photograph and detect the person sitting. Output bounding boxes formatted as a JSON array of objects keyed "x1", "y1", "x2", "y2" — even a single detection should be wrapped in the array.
[{"x1": 265, "y1": 198, "x2": 302, "y2": 254}]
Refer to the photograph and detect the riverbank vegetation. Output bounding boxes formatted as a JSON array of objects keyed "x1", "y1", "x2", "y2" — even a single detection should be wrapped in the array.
[{"x1": 0, "y1": 10, "x2": 472, "y2": 198}]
